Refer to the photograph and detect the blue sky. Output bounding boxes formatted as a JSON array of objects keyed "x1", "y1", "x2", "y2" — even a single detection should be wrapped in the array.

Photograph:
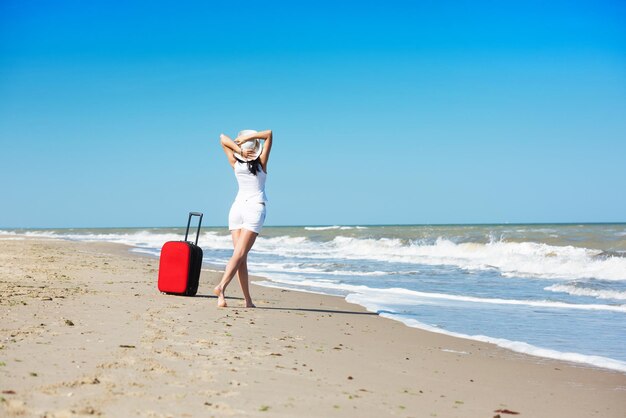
[{"x1": 1, "y1": 0, "x2": 625, "y2": 228}]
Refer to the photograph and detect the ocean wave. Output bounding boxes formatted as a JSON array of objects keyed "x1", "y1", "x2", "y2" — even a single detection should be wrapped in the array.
[
  {"x1": 254, "y1": 236, "x2": 626, "y2": 281},
  {"x1": 18, "y1": 230, "x2": 185, "y2": 248},
  {"x1": 304, "y1": 225, "x2": 368, "y2": 231},
  {"x1": 6, "y1": 229, "x2": 626, "y2": 281},
  {"x1": 260, "y1": 276, "x2": 626, "y2": 313},
  {"x1": 545, "y1": 284, "x2": 626, "y2": 301},
  {"x1": 0, "y1": 230, "x2": 235, "y2": 251},
  {"x1": 250, "y1": 264, "x2": 389, "y2": 277},
  {"x1": 379, "y1": 238, "x2": 625, "y2": 281}
]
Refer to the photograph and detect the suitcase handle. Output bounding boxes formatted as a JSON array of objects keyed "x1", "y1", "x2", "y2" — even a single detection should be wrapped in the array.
[{"x1": 184, "y1": 212, "x2": 203, "y2": 245}]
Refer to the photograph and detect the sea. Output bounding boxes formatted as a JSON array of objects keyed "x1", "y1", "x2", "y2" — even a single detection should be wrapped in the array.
[{"x1": 2, "y1": 223, "x2": 626, "y2": 373}]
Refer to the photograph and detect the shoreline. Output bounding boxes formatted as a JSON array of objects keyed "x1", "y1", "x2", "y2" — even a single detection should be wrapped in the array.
[
  {"x1": 253, "y1": 279, "x2": 626, "y2": 374},
  {"x1": 1, "y1": 237, "x2": 625, "y2": 417}
]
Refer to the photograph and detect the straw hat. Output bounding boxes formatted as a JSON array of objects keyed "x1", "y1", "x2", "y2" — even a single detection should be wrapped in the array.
[{"x1": 234, "y1": 129, "x2": 263, "y2": 162}]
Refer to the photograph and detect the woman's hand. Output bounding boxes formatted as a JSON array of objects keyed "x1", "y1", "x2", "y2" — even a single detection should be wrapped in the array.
[
  {"x1": 241, "y1": 148, "x2": 255, "y2": 159},
  {"x1": 234, "y1": 137, "x2": 250, "y2": 146}
]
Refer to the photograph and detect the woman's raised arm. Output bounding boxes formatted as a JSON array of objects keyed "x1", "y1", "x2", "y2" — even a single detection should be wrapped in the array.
[
  {"x1": 234, "y1": 130, "x2": 272, "y2": 145},
  {"x1": 220, "y1": 133, "x2": 255, "y2": 167},
  {"x1": 258, "y1": 130, "x2": 273, "y2": 171},
  {"x1": 220, "y1": 134, "x2": 239, "y2": 167}
]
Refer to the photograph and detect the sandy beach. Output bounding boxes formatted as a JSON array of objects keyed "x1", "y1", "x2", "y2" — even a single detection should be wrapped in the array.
[{"x1": 1, "y1": 237, "x2": 625, "y2": 417}]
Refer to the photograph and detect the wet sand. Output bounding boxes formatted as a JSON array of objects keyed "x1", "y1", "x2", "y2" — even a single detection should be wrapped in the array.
[{"x1": 1, "y1": 237, "x2": 625, "y2": 417}]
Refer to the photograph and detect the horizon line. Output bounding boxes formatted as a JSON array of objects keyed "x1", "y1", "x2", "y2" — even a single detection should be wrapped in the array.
[{"x1": 2, "y1": 221, "x2": 626, "y2": 230}]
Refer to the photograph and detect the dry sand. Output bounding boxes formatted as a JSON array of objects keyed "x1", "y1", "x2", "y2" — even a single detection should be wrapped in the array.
[{"x1": 1, "y1": 237, "x2": 625, "y2": 417}]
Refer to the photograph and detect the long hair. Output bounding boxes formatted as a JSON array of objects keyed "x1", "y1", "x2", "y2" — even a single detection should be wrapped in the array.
[
  {"x1": 247, "y1": 158, "x2": 261, "y2": 176},
  {"x1": 235, "y1": 156, "x2": 261, "y2": 176}
]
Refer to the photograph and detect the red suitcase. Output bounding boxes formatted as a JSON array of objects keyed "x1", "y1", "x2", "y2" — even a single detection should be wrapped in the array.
[{"x1": 158, "y1": 212, "x2": 203, "y2": 296}]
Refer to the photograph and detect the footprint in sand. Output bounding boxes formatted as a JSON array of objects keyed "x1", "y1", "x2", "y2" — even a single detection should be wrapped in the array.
[{"x1": 1, "y1": 399, "x2": 28, "y2": 416}]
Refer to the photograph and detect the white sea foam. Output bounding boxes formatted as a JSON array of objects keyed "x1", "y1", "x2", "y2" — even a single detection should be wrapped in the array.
[
  {"x1": 545, "y1": 284, "x2": 626, "y2": 301},
  {"x1": 130, "y1": 248, "x2": 160, "y2": 256},
  {"x1": 304, "y1": 225, "x2": 368, "y2": 231},
  {"x1": 440, "y1": 349, "x2": 469, "y2": 355},
  {"x1": 0, "y1": 230, "x2": 24, "y2": 240}
]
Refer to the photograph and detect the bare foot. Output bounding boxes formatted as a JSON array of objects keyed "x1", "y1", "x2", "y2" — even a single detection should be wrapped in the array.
[
  {"x1": 244, "y1": 300, "x2": 256, "y2": 308},
  {"x1": 213, "y1": 286, "x2": 227, "y2": 308}
]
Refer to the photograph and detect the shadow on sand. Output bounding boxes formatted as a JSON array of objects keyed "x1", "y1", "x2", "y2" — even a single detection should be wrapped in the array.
[
  {"x1": 258, "y1": 307, "x2": 378, "y2": 316},
  {"x1": 195, "y1": 294, "x2": 376, "y2": 316}
]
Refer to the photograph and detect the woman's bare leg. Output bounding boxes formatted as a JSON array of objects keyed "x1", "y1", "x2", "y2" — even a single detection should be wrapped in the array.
[
  {"x1": 227, "y1": 230, "x2": 255, "y2": 307},
  {"x1": 213, "y1": 229, "x2": 258, "y2": 307},
  {"x1": 213, "y1": 229, "x2": 240, "y2": 307},
  {"x1": 236, "y1": 259, "x2": 255, "y2": 308}
]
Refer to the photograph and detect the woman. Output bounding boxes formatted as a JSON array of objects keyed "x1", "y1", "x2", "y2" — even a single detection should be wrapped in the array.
[{"x1": 214, "y1": 129, "x2": 273, "y2": 308}]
